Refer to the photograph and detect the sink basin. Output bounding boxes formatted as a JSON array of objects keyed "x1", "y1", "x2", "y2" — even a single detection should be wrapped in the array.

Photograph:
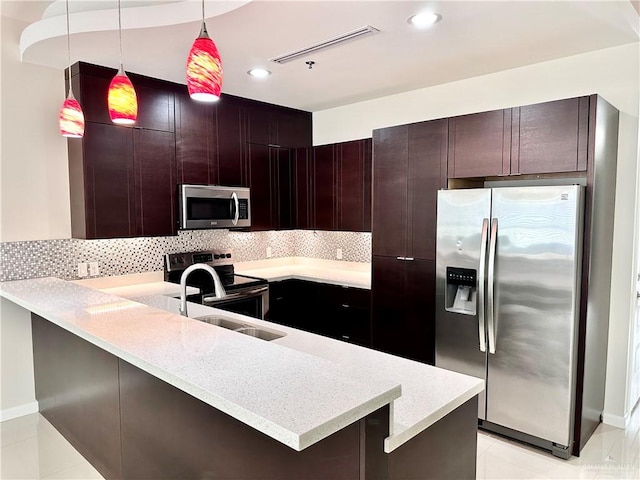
[
  {"x1": 234, "y1": 327, "x2": 284, "y2": 341},
  {"x1": 193, "y1": 315, "x2": 245, "y2": 330},
  {"x1": 192, "y1": 315, "x2": 285, "y2": 341}
]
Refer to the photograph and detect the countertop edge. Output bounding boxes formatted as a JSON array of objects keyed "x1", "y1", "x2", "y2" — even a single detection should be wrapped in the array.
[{"x1": 383, "y1": 382, "x2": 485, "y2": 453}]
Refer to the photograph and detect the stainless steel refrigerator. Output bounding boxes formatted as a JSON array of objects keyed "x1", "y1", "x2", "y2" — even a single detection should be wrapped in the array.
[{"x1": 435, "y1": 185, "x2": 584, "y2": 459}]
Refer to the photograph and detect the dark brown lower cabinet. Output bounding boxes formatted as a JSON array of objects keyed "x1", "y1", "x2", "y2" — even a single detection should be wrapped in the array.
[
  {"x1": 371, "y1": 256, "x2": 435, "y2": 365},
  {"x1": 31, "y1": 313, "x2": 478, "y2": 480},
  {"x1": 267, "y1": 280, "x2": 371, "y2": 347},
  {"x1": 32, "y1": 315, "x2": 122, "y2": 479}
]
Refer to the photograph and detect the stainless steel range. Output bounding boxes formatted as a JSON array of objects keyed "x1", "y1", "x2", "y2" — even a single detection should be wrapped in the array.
[{"x1": 164, "y1": 249, "x2": 269, "y2": 319}]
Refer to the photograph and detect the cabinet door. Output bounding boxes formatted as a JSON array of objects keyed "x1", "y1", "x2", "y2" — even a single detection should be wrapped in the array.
[
  {"x1": 247, "y1": 143, "x2": 272, "y2": 230},
  {"x1": 372, "y1": 125, "x2": 408, "y2": 256},
  {"x1": 407, "y1": 120, "x2": 448, "y2": 260},
  {"x1": 405, "y1": 258, "x2": 436, "y2": 365},
  {"x1": 273, "y1": 148, "x2": 293, "y2": 230},
  {"x1": 83, "y1": 122, "x2": 135, "y2": 239},
  {"x1": 133, "y1": 129, "x2": 177, "y2": 237},
  {"x1": 313, "y1": 144, "x2": 336, "y2": 230},
  {"x1": 175, "y1": 91, "x2": 217, "y2": 185},
  {"x1": 512, "y1": 96, "x2": 589, "y2": 174},
  {"x1": 371, "y1": 256, "x2": 435, "y2": 364},
  {"x1": 317, "y1": 284, "x2": 371, "y2": 347},
  {"x1": 216, "y1": 98, "x2": 247, "y2": 187},
  {"x1": 276, "y1": 109, "x2": 313, "y2": 148},
  {"x1": 133, "y1": 82, "x2": 175, "y2": 132},
  {"x1": 448, "y1": 109, "x2": 511, "y2": 178},
  {"x1": 337, "y1": 139, "x2": 372, "y2": 232},
  {"x1": 293, "y1": 148, "x2": 312, "y2": 229}
]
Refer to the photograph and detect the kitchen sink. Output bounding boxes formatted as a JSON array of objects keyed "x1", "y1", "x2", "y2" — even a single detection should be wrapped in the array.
[{"x1": 192, "y1": 315, "x2": 285, "y2": 341}]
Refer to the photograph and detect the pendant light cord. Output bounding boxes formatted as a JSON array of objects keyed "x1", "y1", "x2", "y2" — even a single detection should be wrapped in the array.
[
  {"x1": 65, "y1": 0, "x2": 72, "y2": 96},
  {"x1": 118, "y1": 0, "x2": 124, "y2": 69}
]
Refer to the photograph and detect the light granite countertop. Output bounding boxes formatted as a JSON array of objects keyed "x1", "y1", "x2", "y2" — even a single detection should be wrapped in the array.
[
  {"x1": 0, "y1": 277, "x2": 400, "y2": 451},
  {"x1": 1, "y1": 269, "x2": 483, "y2": 453},
  {"x1": 235, "y1": 257, "x2": 371, "y2": 289}
]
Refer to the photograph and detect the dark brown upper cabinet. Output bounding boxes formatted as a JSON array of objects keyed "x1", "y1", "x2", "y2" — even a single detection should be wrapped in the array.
[
  {"x1": 67, "y1": 62, "x2": 313, "y2": 239},
  {"x1": 336, "y1": 139, "x2": 372, "y2": 232},
  {"x1": 293, "y1": 148, "x2": 312, "y2": 230},
  {"x1": 448, "y1": 109, "x2": 511, "y2": 178},
  {"x1": 69, "y1": 123, "x2": 176, "y2": 239},
  {"x1": 372, "y1": 119, "x2": 448, "y2": 260},
  {"x1": 175, "y1": 90, "x2": 218, "y2": 185},
  {"x1": 448, "y1": 96, "x2": 590, "y2": 179},
  {"x1": 68, "y1": 63, "x2": 177, "y2": 239},
  {"x1": 312, "y1": 144, "x2": 337, "y2": 231},
  {"x1": 512, "y1": 96, "x2": 589, "y2": 174},
  {"x1": 133, "y1": 129, "x2": 177, "y2": 237},
  {"x1": 293, "y1": 139, "x2": 372, "y2": 232}
]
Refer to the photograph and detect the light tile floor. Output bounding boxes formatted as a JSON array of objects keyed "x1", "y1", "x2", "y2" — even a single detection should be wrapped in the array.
[{"x1": 1, "y1": 405, "x2": 638, "y2": 479}]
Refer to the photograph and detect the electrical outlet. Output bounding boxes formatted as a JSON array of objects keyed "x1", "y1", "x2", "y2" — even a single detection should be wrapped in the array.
[
  {"x1": 336, "y1": 248, "x2": 343, "y2": 260},
  {"x1": 78, "y1": 263, "x2": 88, "y2": 278},
  {"x1": 266, "y1": 246, "x2": 272, "y2": 258},
  {"x1": 89, "y1": 262, "x2": 100, "y2": 276}
]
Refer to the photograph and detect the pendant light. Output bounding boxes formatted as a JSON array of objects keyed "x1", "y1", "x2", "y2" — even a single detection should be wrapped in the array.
[
  {"x1": 58, "y1": 0, "x2": 85, "y2": 138},
  {"x1": 186, "y1": 0, "x2": 223, "y2": 102},
  {"x1": 108, "y1": 0, "x2": 137, "y2": 125}
]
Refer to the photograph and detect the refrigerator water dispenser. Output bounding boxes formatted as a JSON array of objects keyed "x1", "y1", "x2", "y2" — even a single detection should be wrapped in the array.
[{"x1": 445, "y1": 267, "x2": 477, "y2": 315}]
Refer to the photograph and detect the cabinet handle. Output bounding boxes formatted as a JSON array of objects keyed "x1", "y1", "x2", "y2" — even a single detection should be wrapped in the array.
[
  {"x1": 396, "y1": 256, "x2": 405, "y2": 260},
  {"x1": 396, "y1": 256, "x2": 415, "y2": 261},
  {"x1": 341, "y1": 304, "x2": 350, "y2": 308}
]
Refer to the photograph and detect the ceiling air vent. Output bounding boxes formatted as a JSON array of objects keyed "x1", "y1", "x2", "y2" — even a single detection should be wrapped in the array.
[{"x1": 270, "y1": 25, "x2": 380, "y2": 64}]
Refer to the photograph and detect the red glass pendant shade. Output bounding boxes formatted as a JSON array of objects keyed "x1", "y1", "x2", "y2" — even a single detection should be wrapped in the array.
[
  {"x1": 186, "y1": 26, "x2": 222, "y2": 102},
  {"x1": 108, "y1": 69, "x2": 137, "y2": 125},
  {"x1": 59, "y1": 94, "x2": 85, "y2": 138}
]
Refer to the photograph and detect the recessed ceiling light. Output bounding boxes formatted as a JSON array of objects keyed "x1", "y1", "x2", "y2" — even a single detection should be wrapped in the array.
[
  {"x1": 408, "y1": 12, "x2": 442, "y2": 28},
  {"x1": 248, "y1": 68, "x2": 271, "y2": 78}
]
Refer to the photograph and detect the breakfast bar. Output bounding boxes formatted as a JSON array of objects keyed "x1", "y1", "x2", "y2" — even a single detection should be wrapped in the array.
[{"x1": 1, "y1": 277, "x2": 483, "y2": 480}]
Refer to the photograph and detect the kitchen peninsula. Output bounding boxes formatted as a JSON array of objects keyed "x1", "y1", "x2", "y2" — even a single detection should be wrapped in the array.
[{"x1": 0, "y1": 277, "x2": 483, "y2": 480}]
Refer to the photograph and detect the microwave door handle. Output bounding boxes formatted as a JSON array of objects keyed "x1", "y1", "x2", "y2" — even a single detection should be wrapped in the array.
[
  {"x1": 231, "y1": 192, "x2": 239, "y2": 226},
  {"x1": 478, "y1": 218, "x2": 489, "y2": 353}
]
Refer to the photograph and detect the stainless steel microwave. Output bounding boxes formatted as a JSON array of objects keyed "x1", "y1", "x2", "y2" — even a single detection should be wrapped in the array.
[{"x1": 178, "y1": 184, "x2": 251, "y2": 229}]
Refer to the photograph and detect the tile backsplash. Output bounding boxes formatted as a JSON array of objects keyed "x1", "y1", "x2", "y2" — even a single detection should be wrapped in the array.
[{"x1": 0, "y1": 230, "x2": 371, "y2": 282}]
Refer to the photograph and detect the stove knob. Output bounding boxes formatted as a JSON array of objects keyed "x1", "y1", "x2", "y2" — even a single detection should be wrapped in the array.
[
  {"x1": 226, "y1": 253, "x2": 232, "y2": 258},
  {"x1": 214, "y1": 254, "x2": 220, "y2": 259}
]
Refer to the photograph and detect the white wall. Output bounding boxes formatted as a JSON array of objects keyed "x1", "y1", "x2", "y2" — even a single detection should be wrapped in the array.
[
  {"x1": 314, "y1": 42, "x2": 640, "y2": 427},
  {"x1": 0, "y1": 15, "x2": 71, "y2": 242},
  {"x1": 0, "y1": 299, "x2": 37, "y2": 420}
]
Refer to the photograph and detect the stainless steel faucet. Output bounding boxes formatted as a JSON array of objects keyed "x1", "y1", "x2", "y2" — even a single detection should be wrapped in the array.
[{"x1": 179, "y1": 264, "x2": 226, "y2": 317}]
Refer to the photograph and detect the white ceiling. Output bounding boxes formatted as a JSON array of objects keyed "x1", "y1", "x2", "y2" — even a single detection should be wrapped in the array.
[{"x1": 3, "y1": 0, "x2": 639, "y2": 112}]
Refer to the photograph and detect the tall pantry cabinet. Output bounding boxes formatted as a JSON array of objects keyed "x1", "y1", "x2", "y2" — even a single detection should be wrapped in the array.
[{"x1": 371, "y1": 119, "x2": 448, "y2": 364}]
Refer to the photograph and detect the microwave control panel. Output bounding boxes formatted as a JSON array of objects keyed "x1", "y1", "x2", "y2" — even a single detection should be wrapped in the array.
[{"x1": 238, "y1": 199, "x2": 249, "y2": 219}]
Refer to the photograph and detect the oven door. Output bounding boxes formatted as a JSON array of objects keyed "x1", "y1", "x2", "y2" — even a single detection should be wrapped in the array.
[
  {"x1": 179, "y1": 184, "x2": 251, "y2": 230},
  {"x1": 203, "y1": 285, "x2": 269, "y2": 320}
]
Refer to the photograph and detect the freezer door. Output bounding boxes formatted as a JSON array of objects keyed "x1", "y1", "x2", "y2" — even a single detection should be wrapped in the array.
[
  {"x1": 486, "y1": 185, "x2": 583, "y2": 447},
  {"x1": 436, "y1": 188, "x2": 491, "y2": 419}
]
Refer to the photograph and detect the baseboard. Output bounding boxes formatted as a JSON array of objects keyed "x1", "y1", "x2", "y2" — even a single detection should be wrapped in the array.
[
  {"x1": 602, "y1": 411, "x2": 629, "y2": 429},
  {"x1": 0, "y1": 401, "x2": 39, "y2": 422}
]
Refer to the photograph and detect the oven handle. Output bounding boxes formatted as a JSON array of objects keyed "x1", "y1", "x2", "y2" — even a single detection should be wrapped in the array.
[{"x1": 203, "y1": 285, "x2": 269, "y2": 304}]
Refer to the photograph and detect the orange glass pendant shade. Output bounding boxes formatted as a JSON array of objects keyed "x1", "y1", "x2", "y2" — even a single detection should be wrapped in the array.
[
  {"x1": 186, "y1": 25, "x2": 222, "y2": 102},
  {"x1": 59, "y1": 94, "x2": 85, "y2": 138},
  {"x1": 108, "y1": 68, "x2": 137, "y2": 125}
]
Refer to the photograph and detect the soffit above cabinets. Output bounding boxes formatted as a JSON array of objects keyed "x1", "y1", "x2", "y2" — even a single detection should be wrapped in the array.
[{"x1": 4, "y1": 0, "x2": 639, "y2": 111}]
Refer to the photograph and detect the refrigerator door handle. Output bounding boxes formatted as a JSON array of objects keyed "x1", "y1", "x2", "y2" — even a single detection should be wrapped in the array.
[
  {"x1": 478, "y1": 218, "x2": 489, "y2": 352},
  {"x1": 487, "y1": 218, "x2": 498, "y2": 354}
]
